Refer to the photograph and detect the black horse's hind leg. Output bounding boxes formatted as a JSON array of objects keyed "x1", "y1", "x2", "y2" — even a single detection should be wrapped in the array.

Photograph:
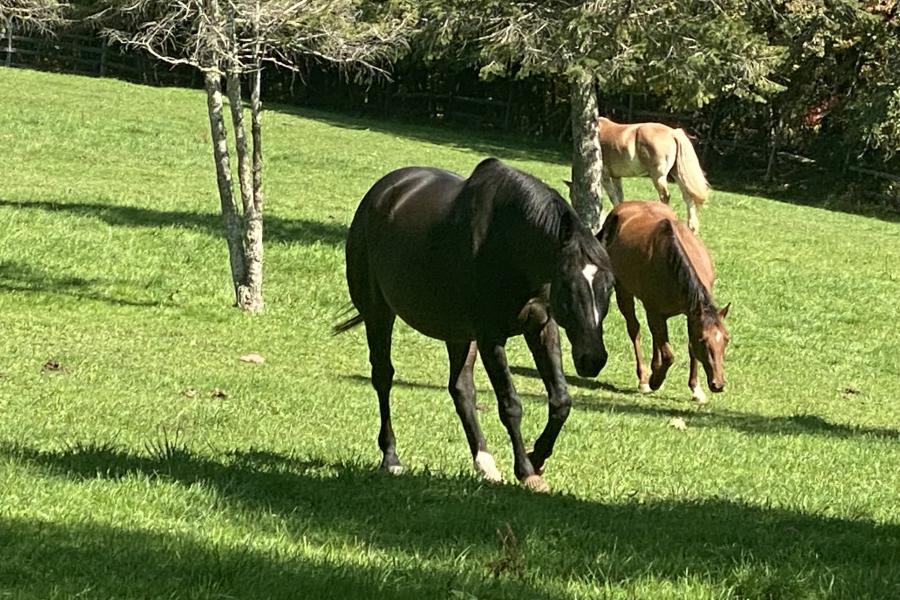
[
  {"x1": 523, "y1": 319, "x2": 570, "y2": 476},
  {"x1": 365, "y1": 311, "x2": 401, "y2": 473},
  {"x1": 447, "y1": 341, "x2": 501, "y2": 482},
  {"x1": 478, "y1": 339, "x2": 548, "y2": 492}
]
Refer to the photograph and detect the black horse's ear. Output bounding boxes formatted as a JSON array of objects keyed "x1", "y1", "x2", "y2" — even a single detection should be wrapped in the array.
[
  {"x1": 558, "y1": 207, "x2": 575, "y2": 241},
  {"x1": 598, "y1": 212, "x2": 619, "y2": 246}
]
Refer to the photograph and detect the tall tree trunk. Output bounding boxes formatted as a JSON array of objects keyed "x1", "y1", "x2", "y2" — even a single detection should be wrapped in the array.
[
  {"x1": 234, "y1": 1, "x2": 265, "y2": 314},
  {"x1": 243, "y1": 63, "x2": 264, "y2": 314},
  {"x1": 204, "y1": 70, "x2": 246, "y2": 305},
  {"x1": 569, "y1": 72, "x2": 603, "y2": 232}
]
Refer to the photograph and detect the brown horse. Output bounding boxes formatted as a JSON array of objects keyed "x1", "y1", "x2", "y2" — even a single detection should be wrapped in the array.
[
  {"x1": 598, "y1": 201, "x2": 729, "y2": 403},
  {"x1": 598, "y1": 116, "x2": 709, "y2": 233}
]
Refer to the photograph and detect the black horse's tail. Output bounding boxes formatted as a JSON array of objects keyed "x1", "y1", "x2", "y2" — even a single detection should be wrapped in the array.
[{"x1": 332, "y1": 310, "x2": 365, "y2": 335}]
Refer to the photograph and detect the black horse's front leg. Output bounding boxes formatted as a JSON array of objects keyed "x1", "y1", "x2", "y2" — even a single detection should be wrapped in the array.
[
  {"x1": 523, "y1": 318, "x2": 570, "y2": 475},
  {"x1": 478, "y1": 338, "x2": 549, "y2": 493}
]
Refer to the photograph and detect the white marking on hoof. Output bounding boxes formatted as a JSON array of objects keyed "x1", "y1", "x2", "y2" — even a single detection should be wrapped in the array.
[
  {"x1": 639, "y1": 383, "x2": 652, "y2": 393},
  {"x1": 691, "y1": 386, "x2": 708, "y2": 404},
  {"x1": 474, "y1": 451, "x2": 502, "y2": 483},
  {"x1": 386, "y1": 464, "x2": 404, "y2": 475},
  {"x1": 522, "y1": 474, "x2": 550, "y2": 493}
]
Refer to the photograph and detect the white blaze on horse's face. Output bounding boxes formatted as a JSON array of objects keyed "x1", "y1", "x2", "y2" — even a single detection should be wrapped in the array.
[{"x1": 582, "y1": 263, "x2": 600, "y2": 325}]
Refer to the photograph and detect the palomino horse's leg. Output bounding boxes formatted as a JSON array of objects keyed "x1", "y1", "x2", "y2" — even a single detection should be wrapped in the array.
[
  {"x1": 365, "y1": 312, "x2": 402, "y2": 474},
  {"x1": 651, "y1": 172, "x2": 671, "y2": 205},
  {"x1": 687, "y1": 345, "x2": 708, "y2": 404},
  {"x1": 601, "y1": 172, "x2": 624, "y2": 206},
  {"x1": 646, "y1": 311, "x2": 675, "y2": 391},
  {"x1": 684, "y1": 197, "x2": 700, "y2": 234},
  {"x1": 615, "y1": 286, "x2": 651, "y2": 393},
  {"x1": 478, "y1": 339, "x2": 548, "y2": 493},
  {"x1": 522, "y1": 319, "x2": 570, "y2": 475},
  {"x1": 446, "y1": 341, "x2": 501, "y2": 483}
]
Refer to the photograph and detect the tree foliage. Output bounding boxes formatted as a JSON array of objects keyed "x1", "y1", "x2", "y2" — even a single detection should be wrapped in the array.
[{"x1": 0, "y1": 0, "x2": 68, "y2": 31}]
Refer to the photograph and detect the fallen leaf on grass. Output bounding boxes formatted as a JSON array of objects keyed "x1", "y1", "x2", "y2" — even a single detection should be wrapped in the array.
[
  {"x1": 669, "y1": 417, "x2": 688, "y2": 431},
  {"x1": 210, "y1": 388, "x2": 228, "y2": 399},
  {"x1": 841, "y1": 386, "x2": 861, "y2": 398},
  {"x1": 42, "y1": 359, "x2": 63, "y2": 373},
  {"x1": 239, "y1": 353, "x2": 265, "y2": 365},
  {"x1": 181, "y1": 388, "x2": 198, "y2": 399}
]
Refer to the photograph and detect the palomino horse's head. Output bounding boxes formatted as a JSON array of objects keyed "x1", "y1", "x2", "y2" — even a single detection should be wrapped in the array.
[
  {"x1": 550, "y1": 219, "x2": 615, "y2": 378},
  {"x1": 690, "y1": 303, "x2": 731, "y2": 392}
]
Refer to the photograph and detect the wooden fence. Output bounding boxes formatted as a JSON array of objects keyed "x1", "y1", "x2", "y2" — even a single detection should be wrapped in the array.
[{"x1": 0, "y1": 24, "x2": 194, "y2": 86}]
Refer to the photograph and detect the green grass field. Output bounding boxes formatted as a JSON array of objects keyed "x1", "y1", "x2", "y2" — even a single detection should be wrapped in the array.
[{"x1": 1, "y1": 67, "x2": 898, "y2": 599}]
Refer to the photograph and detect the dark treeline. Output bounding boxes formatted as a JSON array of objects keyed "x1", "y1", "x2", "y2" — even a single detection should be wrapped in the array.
[{"x1": 4, "y1": 0, "x2": 898, "y2": 208}]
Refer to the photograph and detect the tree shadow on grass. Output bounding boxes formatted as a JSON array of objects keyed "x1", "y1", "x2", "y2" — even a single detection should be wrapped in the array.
[
  {"x1": 0, "y1": 260, "x2": 166, "y2": 308},
  {"x1": 707, "y1": 154, "x2": 900, "y2": 224},
  {"x1": 0, "y1": 516, "x2": 522, "y2": 600},
  {"x1": 0, "y1": 197, "x2": 347, "y2": 246},
  {"x1": 270, "y1": 104, "x2": 570, "y2": 168},
  {"x1": 3, "y1": 442, "x2": 898, "y2": 599}
]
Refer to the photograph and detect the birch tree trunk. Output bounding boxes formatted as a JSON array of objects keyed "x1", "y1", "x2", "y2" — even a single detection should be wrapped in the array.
[
  {"x1": 204, "y1": 70, "x2": 247, "y2": 304},
  {"x1": 243, "y1": 63, "x2": 264, "y2": 313},
  {"x1": 569, "y1": 72, "x2": 604, "y2": 232}
]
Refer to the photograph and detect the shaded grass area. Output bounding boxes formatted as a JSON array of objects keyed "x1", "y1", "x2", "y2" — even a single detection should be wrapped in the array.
[
  {"x1": 1, "y1": 67, "x2": 899, "y2": 599},
  {"x1": 3, "y1": 443, "x2": 899, "y2": 600}
]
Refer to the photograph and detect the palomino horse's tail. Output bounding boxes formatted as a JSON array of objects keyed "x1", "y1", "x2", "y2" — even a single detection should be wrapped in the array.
[{"x1": 672, "y1": 129, "x2": 710, "y2": 205}]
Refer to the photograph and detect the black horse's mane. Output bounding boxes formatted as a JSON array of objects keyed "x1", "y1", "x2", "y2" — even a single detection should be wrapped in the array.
[
  {"x1": 663, "y1": 222, "x2": 719, "y2": 323},
  {"x1": 467, "y1": 158, "x2": 609, "y2": 266}
]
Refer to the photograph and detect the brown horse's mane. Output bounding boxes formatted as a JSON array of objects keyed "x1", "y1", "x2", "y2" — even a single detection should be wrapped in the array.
[{"x1": 663, "y1": 221, "x2": 719, "y2": 324}]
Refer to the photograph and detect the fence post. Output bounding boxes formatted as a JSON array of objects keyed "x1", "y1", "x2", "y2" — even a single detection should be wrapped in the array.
[
  {"x1": 99, "y1": 38, "x2": 108, "y2": 76},
  {"x1": 5, "y1": 18, "x2": 12, "y2": 67},
  {"x1": 764, "y1": 106, "x2": 779, "y2": 184}
]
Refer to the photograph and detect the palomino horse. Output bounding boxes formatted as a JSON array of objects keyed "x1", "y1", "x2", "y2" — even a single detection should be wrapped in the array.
[
  {"x1": 598, "y1": 201, "x2": 729, "y2": 403},
  {"x1": 334, "y1": 158, "x2": 615, "y2": 492},
  {"x1": 598, "y1": 116, "x2": 709, "y2": 233}
]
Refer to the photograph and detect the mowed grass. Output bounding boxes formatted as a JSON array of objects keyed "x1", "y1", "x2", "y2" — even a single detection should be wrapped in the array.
[{"x1": 0, "y1": 67, "x2": 898, "y2": 599}]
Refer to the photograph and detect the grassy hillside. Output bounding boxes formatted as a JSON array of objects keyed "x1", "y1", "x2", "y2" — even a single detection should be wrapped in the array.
[{"x1": 0, "y1": 67, "x2": 898, "y2": 599}]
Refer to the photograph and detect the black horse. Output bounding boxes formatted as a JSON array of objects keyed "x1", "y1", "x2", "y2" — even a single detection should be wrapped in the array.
[{"x1": 334, "y1": 158, "x2": 615, "y2": 492}]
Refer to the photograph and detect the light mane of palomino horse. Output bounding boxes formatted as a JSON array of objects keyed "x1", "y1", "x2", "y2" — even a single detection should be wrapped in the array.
[
  {"x1": 598, "y1": 201, "x2": 730, "y2": 403},
  {"x1": 598, "y1": 116, "x2": 710, "y2": 233},
  {"x1": 334, "y1": 158, "x2": 615, "y2": 493}
]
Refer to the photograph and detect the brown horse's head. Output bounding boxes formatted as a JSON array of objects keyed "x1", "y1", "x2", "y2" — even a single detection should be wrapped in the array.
[{"x1": 690, "y1": 303, "x2": 730, "y2": 392}]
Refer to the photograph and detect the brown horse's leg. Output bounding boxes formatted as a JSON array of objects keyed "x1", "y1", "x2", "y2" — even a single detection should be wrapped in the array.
[
  {"x1": 365, "y1": 310, "x2": 401, "y2": 474},
  {"x1": 616, "y1": 286, "x2": 650, "y2": 392},
  {"x1": 687, "y1": 344, "x2": 708, "y2": 404},
  {"x1": 478, "y1": 338, "x2": 548, "y2": 493},
  {"x1": 647, "y1": 311, "x2": 675, "y2": 391},
  {"x1": 447, "y1": 341, "x2": 500, "y2": 482},
  {"x1": 523, "y1": 319, "x2": 570, "y2": 476}
]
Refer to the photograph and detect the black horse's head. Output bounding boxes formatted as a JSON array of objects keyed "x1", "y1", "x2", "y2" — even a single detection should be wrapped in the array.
[{"x1": 550, "y1": 215, "x2": 615, "y2": 378}]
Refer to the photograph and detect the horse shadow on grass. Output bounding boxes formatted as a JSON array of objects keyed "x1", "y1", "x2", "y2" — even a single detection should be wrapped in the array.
[
  {"x1": 342, "y1": 371, "x2": 900, "y2": 442},
  {"x1": 2, "y1": 441, "x2": 898, "y2": 599},
  {"x1": 0, "y1": 197, "x2": 347, "y2": 247}
]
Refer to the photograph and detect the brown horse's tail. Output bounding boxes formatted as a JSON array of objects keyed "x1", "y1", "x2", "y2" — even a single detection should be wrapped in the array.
[{"x1": 672, "y1": 129, "x2": 710, "y2": 205}]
